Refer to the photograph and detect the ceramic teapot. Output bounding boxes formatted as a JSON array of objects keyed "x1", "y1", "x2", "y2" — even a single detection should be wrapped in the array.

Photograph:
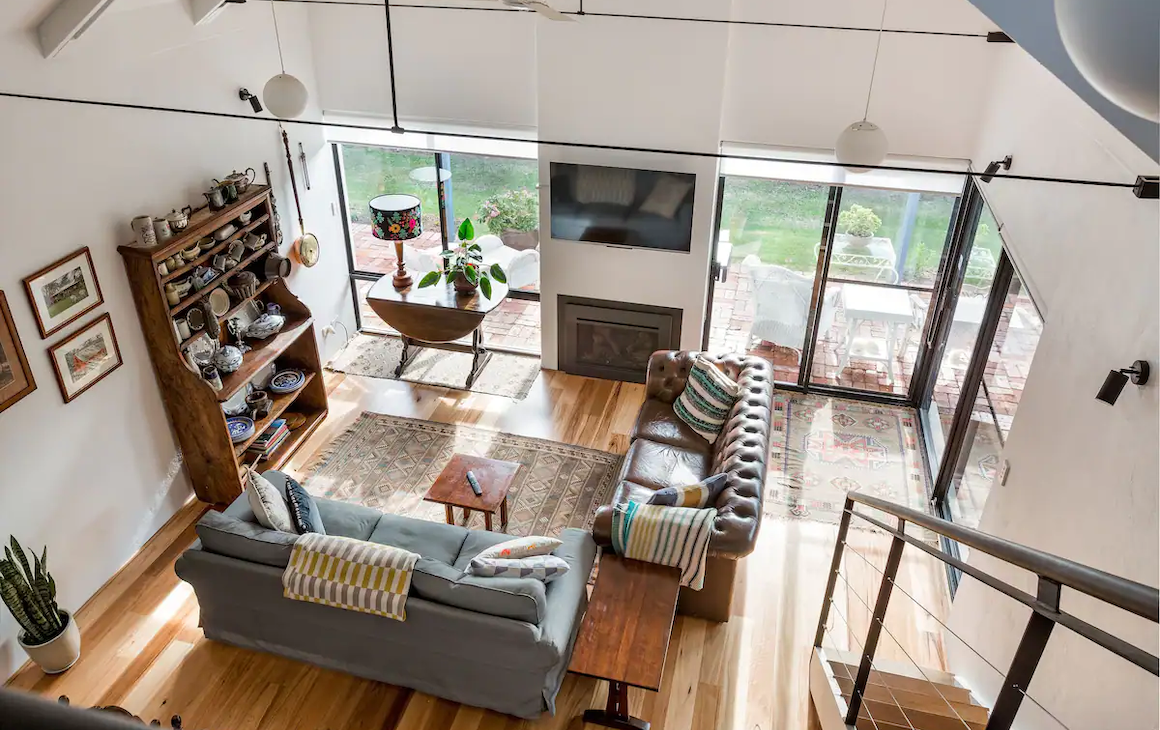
[
  {"x1": 213, "y1": 345, "x2": 244, "y2": 374},
  {"x1": 167, "y1": 206, "x2": 194, "y2": 232},
  {"x1": 225, "y1": 168, "x2": 257, "y2": 194}
]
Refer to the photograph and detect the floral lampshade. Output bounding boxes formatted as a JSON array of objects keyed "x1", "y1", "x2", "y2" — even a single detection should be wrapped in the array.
[{"x1": 369, "y1": 194, "x2": 422, "y2": 241}]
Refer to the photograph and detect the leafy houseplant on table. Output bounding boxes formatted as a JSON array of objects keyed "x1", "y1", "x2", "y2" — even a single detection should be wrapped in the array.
[
  {"x1": 418, "y1": 218, "x2": 507, "y2": 299},
  {"x1": 837, "y1": 204, "x2": 882, "y2": 253},
  {"x1": 478, "y1": 189, "x2": 539, "y2": 251},
  {"x1": 0, "y1": 536, "x2": 81, "y2": 673}
]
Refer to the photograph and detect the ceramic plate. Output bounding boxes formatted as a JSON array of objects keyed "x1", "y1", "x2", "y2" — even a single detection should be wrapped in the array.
[
  {"x1": 226, "y1": 416, "x2": 255, "y2": 443},
  {"x1": 208, "y1": 289, "x2": 231, "y2": 317},
  {"x1": 269, "y1": 370, "x2": 305, "y2": 393}
]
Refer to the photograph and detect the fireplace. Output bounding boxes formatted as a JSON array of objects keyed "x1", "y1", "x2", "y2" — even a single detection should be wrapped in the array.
[{"x1": 557, "y1": 296, "x2": 683, "y2": 383}]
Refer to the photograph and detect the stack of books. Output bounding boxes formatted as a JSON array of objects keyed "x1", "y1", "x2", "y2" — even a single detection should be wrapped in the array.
[{"x1": 247, "y1": 418, "x2": 289, "y2": 460}]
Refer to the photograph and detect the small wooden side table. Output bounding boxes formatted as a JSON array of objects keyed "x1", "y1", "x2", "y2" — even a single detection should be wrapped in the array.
[
  {"x1": 569, "y1": 554, "x2": 682, "y2": 730},
  {"x1": 423, "y1": 454, "x2": 520, "y2": 532}
]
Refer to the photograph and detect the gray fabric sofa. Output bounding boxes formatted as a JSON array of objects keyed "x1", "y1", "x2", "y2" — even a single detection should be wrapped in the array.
[{"x1": 174, "y1": 471, "x2": 597, "y2": 720}]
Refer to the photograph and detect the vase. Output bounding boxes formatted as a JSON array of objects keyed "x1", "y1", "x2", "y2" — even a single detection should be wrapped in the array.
[
  {"x1": 499, "y1": 229, "x2": 539, "y2": 252},
  {"x1": 18, "y1": 610, "x2": 81, "y2": 674},
  {"x1": 452, "y1": 272, "x2": 478, "y2": 293}
]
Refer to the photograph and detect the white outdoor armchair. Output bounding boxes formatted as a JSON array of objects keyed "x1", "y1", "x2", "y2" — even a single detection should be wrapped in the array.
[
  {"x1": 405, "y1": 234, "x2": 540, "y2": 291},
  {"x1": 741, "y1": 255, "x2": 839, "y2": 351}
]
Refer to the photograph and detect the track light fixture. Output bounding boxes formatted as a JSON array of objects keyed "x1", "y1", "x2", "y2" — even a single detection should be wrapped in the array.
[
  {"x1": 980, "y1": 155, "x2": 1013, "y2": 183},
  {"x1": 1096, "y1": 360, "x2": 1150, "y2": 405},
  {"x1": 238, "y1": 88, "x2": 262, "y2": 114}
]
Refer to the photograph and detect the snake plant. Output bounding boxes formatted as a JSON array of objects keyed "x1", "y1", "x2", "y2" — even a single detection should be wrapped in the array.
[{"x1": 0, "y1": 537, "x2": 66, "y2": 645}]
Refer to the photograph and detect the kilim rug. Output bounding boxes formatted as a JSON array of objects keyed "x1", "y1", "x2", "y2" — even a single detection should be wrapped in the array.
[
  {"x1": 327, "y1": 334, "x2": 541, "y2": 400},
  {"x1": 766, "y1": 393, "x2": 930, "y2": 530},
  {"x1": 298, "y1": 413, "x2": 623, "y2": 538}
]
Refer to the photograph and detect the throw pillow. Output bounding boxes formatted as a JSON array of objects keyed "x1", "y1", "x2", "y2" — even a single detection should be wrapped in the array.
[
  {"x1": 245, "y1": 468, "x2": 295, "y2": 533},
  {"x1": 468, "y1": 555, "x2": 571, "y2": 583},
  {"x1": 647, "y1": 473, "x2": 729, "y2": 509},
  {"x1": 673, "y1": 355, "x2": 741, "y2": 443},
  {"x1": 474, "y1": 535, "x2": 562, "y2": 562},
  {"x1": 284, "y1": 476, "x2": 326, "y2": 535}
]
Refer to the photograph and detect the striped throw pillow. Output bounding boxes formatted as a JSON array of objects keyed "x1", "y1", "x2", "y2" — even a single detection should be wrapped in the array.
[
  {"x1": 468, "y1": 555, "x2": 570, "y2": 583},
  {"x1": 647, "y1": 473, "x2": 729, "y2": 508},
  {"x1": 673, "y1": 356, "x2": 740, "y2": 443}
]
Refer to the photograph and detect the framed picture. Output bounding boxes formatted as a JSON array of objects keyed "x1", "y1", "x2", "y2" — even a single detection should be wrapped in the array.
[
  {"x1": 0, "y1": 292, "x2": 37, "y2": 414},
  {"x1": 23, "y1": 247, "x2": 105, "y2": 339},
  {"x1": 49, "y1": 313, "x2": 122, "y2": 403}
]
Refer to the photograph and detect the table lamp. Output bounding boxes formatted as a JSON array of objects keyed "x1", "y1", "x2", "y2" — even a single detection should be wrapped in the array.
[{"x1": 369, "y1": 194, "x2": 422, "y2": 289}]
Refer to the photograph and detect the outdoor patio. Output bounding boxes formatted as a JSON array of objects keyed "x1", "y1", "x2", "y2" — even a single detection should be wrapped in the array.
[{"x1": 349, "y1": 228, "x2": 1037, "y2": 418}]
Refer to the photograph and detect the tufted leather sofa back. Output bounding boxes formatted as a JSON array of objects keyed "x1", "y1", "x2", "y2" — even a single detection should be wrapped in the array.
[{"x1": 642, "y1": 350, "x2": 773, "y2": 557}]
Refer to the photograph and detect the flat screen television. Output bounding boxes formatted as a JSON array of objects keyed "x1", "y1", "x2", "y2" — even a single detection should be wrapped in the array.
[{"x1": 549, "y1": 162, "x2": 696, "y2": 252}]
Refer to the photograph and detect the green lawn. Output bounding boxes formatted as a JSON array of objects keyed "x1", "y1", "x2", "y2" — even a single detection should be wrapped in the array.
[{"x1": 341, "y1": 145, "x2": 538, "y2": 237}]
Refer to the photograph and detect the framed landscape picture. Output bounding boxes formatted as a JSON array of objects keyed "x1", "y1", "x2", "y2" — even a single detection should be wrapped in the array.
[
  {"x1": 49, "y1": 313, "x2": 122, "y2": 403},
  {"x1": 0, "y1": 292, "x2": 37, "y2": 415},
  {"x1": 23, "y1": 247, "x2": 104, "y2": 339}
]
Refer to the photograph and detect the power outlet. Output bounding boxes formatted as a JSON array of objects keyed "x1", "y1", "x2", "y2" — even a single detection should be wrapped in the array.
[
  {"x1": 999, "y1": 459, "x2": 1011, "y2": 486},
  {"x1": 321, "y1": 325, "x2": 336, "y2": 337}
]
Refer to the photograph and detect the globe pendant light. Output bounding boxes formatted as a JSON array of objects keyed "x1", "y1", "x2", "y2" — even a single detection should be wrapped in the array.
[
  {"x1": 836, "y1": 0, "x2": 889, "y2": 172},
  {"x1": 1055, "y1": 0, "x2": 1159, "y2": 123},
  {"x1": 263, "y1": 1, "x2": 308, "y2": 119}
]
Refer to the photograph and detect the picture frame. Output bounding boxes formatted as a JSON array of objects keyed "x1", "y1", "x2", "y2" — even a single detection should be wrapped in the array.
[
  {"x1": 49, "y1": 313, "x2": 123, "y2": 403},
  {"x1": 23, "y1": 247, "x2": 105, "y2": 339},
  {"x1": 0, "y1": 291, "x2": 37, "y2": 415}
]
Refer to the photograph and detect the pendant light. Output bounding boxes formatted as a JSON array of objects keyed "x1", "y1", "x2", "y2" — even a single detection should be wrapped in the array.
[
  {"x1": 263, "y1": 0, "x2": 308, "y2": 119},
  {"x1": 1055, "y1": 0, "x2": 1159, "y2": 122},
  {"x1": 836, "y1": 0, "x2": 889, "y2": 173}
]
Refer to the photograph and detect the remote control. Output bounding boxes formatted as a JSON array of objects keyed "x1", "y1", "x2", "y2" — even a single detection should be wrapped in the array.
[{"x1": 465, "y1": 470, "x2": 483, "y2": 496}]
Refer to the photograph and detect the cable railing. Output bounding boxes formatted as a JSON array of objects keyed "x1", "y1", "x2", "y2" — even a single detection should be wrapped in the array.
[{"x1": 814, "y1": 492, "x2": 1160, "y2": 730}]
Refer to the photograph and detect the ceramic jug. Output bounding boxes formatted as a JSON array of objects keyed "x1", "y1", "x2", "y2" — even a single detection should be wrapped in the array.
[{"x1": 204, "y1": 187, "x2": 225, "y2": 211}]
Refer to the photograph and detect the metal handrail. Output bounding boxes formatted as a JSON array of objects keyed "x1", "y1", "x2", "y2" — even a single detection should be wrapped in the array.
[
  {"x1": 814, "y1": 492, "x2": 1160, "y2": 730},
  {"x1": 847, "y1": 491, "x2": 1159, "y2": 622}
]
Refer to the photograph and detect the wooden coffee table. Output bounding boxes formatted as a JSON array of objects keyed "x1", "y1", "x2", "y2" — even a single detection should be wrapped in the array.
[
  {"x1": 570, "y1": 553, "x2": 682, "y2": 729},
  {"x1": 366, "y1": 275, "x2": 510, "y2": 387},
  {"x1": 423, "y1": 454, "x2": 520, "y2": 532}
]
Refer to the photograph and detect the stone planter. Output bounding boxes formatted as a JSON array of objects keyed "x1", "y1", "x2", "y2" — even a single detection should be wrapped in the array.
[
  {"x1": 18, "y1": 610, "x2": 81, "y2": 674},
  {"x1": 499, "y1": 229, "x2": 539, "y2": 252},
  {"x1": 843, "y1": 234, "x2": 874, "y2": 254}
]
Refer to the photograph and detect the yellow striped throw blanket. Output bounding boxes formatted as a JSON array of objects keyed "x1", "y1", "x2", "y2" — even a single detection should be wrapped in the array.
[
  {"x1": 610, "y1": 501, "x2": 716, "y2": 590},
  {"x1": 282, "y1": 533, "x2": 420, "y2": 621}
]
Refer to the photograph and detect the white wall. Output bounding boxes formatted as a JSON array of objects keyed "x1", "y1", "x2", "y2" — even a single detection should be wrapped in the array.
[
  {"x1": 947, "y1": 45, "x2": 1160, "y2": 730},
  {"x1": 0, "y1": 0, "x2": 352, "y2": 680}
]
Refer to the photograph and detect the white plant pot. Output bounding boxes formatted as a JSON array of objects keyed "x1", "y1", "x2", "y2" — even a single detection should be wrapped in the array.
[
  {"x1": 845, "y1": 234, "x2": 873, "y2": 253},
  {"x1": 18, "y1": 610, "x2": 81, "y2": 674}
]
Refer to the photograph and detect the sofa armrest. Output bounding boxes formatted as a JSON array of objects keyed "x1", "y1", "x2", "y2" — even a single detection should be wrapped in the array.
[
  {"x1": 591, "y1": 506, "x2": 615, "y2": 548},
  {"x1": 536, "y1": 528, "x2": 597, "y2": 660}
]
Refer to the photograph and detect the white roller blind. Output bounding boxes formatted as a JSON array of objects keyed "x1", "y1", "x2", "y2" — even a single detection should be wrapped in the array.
[
  {"x1": 323, "y1": 113, "x2": 538, "y2": 160},
  {"x1": 719, "y1": 143, "x2": 968, "y2": 194}
]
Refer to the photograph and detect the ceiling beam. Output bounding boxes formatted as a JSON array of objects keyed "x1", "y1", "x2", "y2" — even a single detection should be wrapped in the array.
[
  {"x1": 36, "y1": 0, "x2": 119, "y2": 59},
  {"x1": 188, "y1": 0, "x2": 234, "y2": 25}
]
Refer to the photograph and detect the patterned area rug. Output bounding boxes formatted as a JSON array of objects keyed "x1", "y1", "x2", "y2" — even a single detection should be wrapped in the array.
[
  {"x1": 767, "y1": 393, "x2": 930, "y2": 529},
  {"x1": 327, "y1": 334, "x2": 541, "y2": 400},
  {"x1": 299, "y1": 413, "x2": 622, "y2": 537}
]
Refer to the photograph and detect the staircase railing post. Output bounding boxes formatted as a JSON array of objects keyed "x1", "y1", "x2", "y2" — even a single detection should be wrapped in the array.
[
  {"x1": 845, "y1": 516, "x2": 907, "y2": 725},
  {"x1": 814, "y1": 497, "x2": 855, "y2": 648},
  {"x1": 986, "y1": 576, "x2": 1061, "y2": 730}
]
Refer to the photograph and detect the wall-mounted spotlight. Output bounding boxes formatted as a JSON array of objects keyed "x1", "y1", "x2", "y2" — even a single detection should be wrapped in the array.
[
  {"x1": 979, "y1": 155, "x2": 1013, "y2": 183},
  {"x1": 1096, "y1": 360, "x2": 1150, "y2": 405},
  {"x1": 239, "y1": 88, "x2": 263, "y2": 114}
]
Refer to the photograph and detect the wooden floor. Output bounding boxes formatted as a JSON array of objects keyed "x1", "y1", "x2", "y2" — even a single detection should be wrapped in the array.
[{"x1": 6, "y1": 370, "x2": 951, "y2": 730}]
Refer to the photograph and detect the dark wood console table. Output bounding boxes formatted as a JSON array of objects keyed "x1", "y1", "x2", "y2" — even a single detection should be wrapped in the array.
[
  {"x1": 569, "y1": 553, "x2": 681, "y2": 729},
  {"x1": 366, "y1": 275, "x2": 509, "y2": 387}
]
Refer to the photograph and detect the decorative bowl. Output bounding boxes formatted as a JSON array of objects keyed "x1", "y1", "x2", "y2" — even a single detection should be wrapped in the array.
[
  {"x1": 213, "y1": 345, "x2": 244, "y2": 374},
  {"x1": 269, "y1": 369, "x2": 305, "y2": 394},
  {"x1": 283, "y1": 412, "x2": 307, "y2": 430},
  {"x1": 198, "y1": 237, "x2": 216, "y2": 252},
  {"x1": 226, "y1": 416, "x2": 255, "y2": 444},
  {"x1": 186, "y1": 306, "x2": 205, "y2": 331},
  {"x1": 213, "y1": 224, "x2": 237, "y2": 242},
  {"x1": 263, "y1": 253, "x2": 291, "y2": 281},
  {"x1": 172, "y1": 277, "x2": 193, "y2": 297},
  {"x1": 237, "y1": 211, "x2": 253, "y2": 226},
  {"x1": 243, "y1": 313, "x2": 285, "y2": 340},
  {"x1": 181, "y1": 245, "x2": 201, "y2": 262},
  {"x1": 208, "y1": 288, "x2": 231, "y2": 318}
]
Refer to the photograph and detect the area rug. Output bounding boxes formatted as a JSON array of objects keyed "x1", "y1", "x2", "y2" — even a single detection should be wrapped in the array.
[
  {"x1": 766, "y1": 393, "x2": 930, "y2": 530},
  {"x1": 327, "y1": 334, "x2": 541, "y2": 400},
  {"x1": 298, "y1": 413, "x2": 623, "y2": 537}
]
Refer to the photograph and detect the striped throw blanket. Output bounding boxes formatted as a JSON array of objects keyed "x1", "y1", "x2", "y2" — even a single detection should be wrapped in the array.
[
  {"x1": 610, "y1": 501, "x2": 716, "y2": 590},
  {"x1": 282, "y1": 533, "x2": 420, "y2": 621}
]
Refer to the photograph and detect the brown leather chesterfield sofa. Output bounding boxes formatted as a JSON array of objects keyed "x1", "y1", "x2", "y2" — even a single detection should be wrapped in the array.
[{"x1": 592, "y1": 350, "x2": 774, "y2": 622}]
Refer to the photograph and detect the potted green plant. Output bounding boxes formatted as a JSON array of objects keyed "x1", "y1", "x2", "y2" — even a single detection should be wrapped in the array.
[
  {"x1": 418, "y1": 218, "x2": 507, "y2": 299},
  {"x1": 478, "y1": 189, "x2": 539, "y2": 251},
  {"x1": 837, "y1": 204, "x2": 882, "y2": 253},
  {"x1": 0, "y1": 536, "x2": 81, "y2": 673}
]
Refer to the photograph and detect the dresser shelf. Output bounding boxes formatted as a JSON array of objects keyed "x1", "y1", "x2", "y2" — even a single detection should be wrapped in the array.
[{"x1": 118, "y1": 185, "x2": 328, "y2": 505}]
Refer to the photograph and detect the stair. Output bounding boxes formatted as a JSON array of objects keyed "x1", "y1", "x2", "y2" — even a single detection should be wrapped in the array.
[{"x1": 809, "y1": 648, "x2": 990, "y2": 730}]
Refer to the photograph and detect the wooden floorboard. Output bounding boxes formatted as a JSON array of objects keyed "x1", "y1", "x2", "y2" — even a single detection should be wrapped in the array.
[{"x1": 6, "y1": 369, "x2": 950, "y2": 729}]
